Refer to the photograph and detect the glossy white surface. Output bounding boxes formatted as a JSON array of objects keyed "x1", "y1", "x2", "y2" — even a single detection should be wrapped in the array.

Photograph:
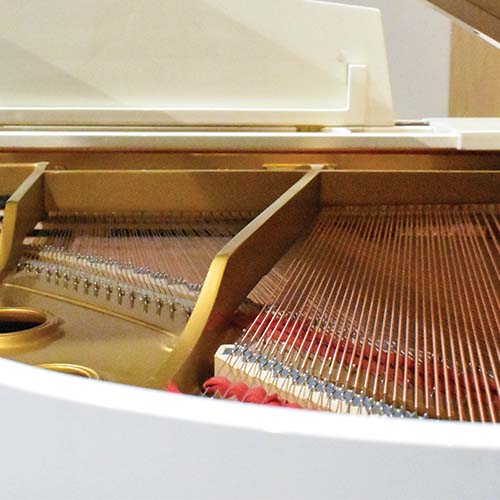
[
  {"x1": 0, "y1": 357, "x2": 499, "y2": 500},
  {"x1": 0, "y1": 126, "x2": 460, "y2": 151},
  {"x1": 0, "y1": 0, "x2": 394, "y2": 126},
  {"x1": 0, "y1": 64, "x2": 371, "y2": 127},
  {"x1": 429, "y1": 118, "x2": 500, "y2": 150},
  {"x1": 329, "y1": 0, "x2": 452, "y2": 118},
  {"x1": 1, "y1": 118, "x2": 499, "y2": 150}
]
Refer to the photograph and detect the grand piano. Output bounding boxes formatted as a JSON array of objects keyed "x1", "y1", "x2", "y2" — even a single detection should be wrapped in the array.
[{"x1": 0, "y1": 1, "x2": 499, "y2": 499}]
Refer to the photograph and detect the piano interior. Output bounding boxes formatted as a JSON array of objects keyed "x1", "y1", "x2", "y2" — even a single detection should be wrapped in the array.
[
  {"x1": 0, "y1": 158, "x2": 498, "y2": 422},
  {"x1": 1, "y1": 1, "x2": 499, "y2": 497}
]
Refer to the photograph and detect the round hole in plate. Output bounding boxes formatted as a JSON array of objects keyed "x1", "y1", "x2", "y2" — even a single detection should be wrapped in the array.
[
  {"x1": 0, "y1": 308, "x2": 59, "y2": 352},
  {"x1": 37, "y1": 363, "x2": 100, "y2": 380},
  {"x1": 0, "y1": 308, "x2": 48, "y2": 334}
]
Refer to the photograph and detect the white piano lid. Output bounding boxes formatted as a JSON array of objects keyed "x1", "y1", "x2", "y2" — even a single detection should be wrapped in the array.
[{"x1": 0, "y1": 0, "x2": 394, "y2": 127}]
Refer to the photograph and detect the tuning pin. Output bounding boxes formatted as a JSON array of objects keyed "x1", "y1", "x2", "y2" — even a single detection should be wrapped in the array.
[
  {"x1": 156, "y1": 298, "x2": 164, "y2": 315},
  {"x1": 141, "y1": 294, "x2": 150, "y2": 312},
  {"x1": 129, "y1": 291, "x2": 136, "y2": 307},
  {"x1": 105, "y1": 285, "x2": 113, "y2": 299},
  {"x1": 169, "y1": 301, "x2": 177, "y2": 319},
  {"x1": 117, "y1": 287, "x2": 126, "y2": 305},
  {"x1": 93, "y1": 281, "x2": 100, "y2": 296}
]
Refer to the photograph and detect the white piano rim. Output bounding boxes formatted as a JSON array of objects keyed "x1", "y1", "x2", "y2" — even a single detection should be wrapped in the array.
[{"x1": 2, "y1": 355, "x2": 499, "y2": 450}]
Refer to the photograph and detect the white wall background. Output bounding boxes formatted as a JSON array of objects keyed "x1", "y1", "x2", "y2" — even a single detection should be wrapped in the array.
[{"x1": 326, "y1": 0, "x2": 452, "y2": 119}]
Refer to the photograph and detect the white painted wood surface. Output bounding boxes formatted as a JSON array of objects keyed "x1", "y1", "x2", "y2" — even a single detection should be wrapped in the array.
[
  {"x1": 0, "y1": 357, "x2": 499, "y2": 500},
  {"x1": 329, "y1": 0, "x2": 452, "y2": 118},
  {"x1": 0, "y1": 0, "x2": 394, "y2": 126}
]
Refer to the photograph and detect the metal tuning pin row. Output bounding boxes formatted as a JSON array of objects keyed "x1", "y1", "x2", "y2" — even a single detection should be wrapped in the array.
[
  {"x1": 16, "y1": 258, "x2": 194, "y2": 319},
  {"x1": 228, "y1": 345, "x2": 419, "y2": 418},
  {"x1": 26, "y1": 245, "x2": 203, "y2": 295}
]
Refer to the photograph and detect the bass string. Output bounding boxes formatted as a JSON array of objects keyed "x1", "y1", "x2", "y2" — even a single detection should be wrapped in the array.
[
  {"x1": 442, "y1": 207, "x2": 498, "y2": 421},
  {"x1": 350, "y1": 207, "x2": 397, "y2": 397},
  {"x1": 283, "y1": 210, "x2": 377, "y2": 377},
  {"x1": 236, "y1": 204, "x2": 500, "y2": 421},
  {"x1": 432, "y1": 208, "x2": 470, "y2": 420},
  {"x1": 239, "y1": 210, "x2": 372, "y2": 402},
  {"x1": 424, "y1": 208, "x2": 452, "y2": 419},
  {"x1": 464, "y1": 209, "x2": 500, "y2": 377},
  {"x1": 240, "y1": 214, "x2": 330, "y2": 348},
  {"x1": 365, "y1": 208, "x2": 405, "y2": 410},
  {"x1": 292, "y1": 211, "x2": 367, "y2": 377},
  {"x1": 271, "y1": 212, "x2": 348, "y2": 364},
  {"x1": 242, "y1": 213, "x2": 342, "y2": 357},
  {"x1": 226, "y1": 207, "x2": 378, "y2": 406},
  {"x1": 310, "y1": 211, "x2": 382, "y2": 384},
  {"x1": 329, "y1": 207, "x2": 388, "y2": 392},
  {"x1": 247, "y1": 244, "x2": 304, "y2": 305},
  {"x1": 216, "y1": 212, "x2": 344, "y2": 399},
  {"x1": 208, "y1": 215, "x2": 332, "y2": 389},
  {"x1": 274, "y1": 210, "x2": 358, "y2": 373}
]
